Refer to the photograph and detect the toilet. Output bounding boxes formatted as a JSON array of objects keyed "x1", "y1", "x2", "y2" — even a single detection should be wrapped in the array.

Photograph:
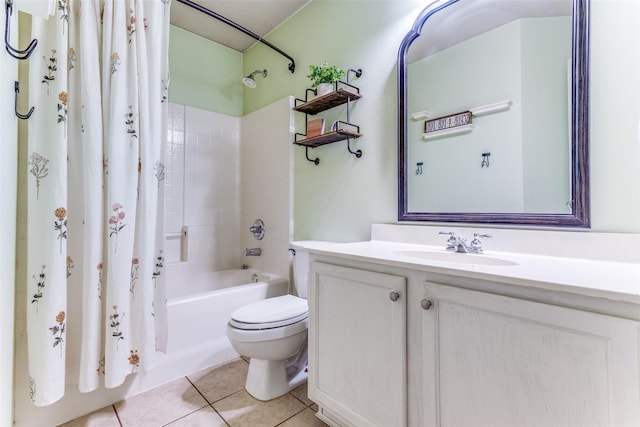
[{"x1": 226, "y1": 241, "x2": 330, "y2": 401}]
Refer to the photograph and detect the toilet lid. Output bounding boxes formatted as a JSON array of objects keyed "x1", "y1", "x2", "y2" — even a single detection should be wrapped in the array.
[{"x1": 230, "y1": 294, "x2": 308, "y2": 330}]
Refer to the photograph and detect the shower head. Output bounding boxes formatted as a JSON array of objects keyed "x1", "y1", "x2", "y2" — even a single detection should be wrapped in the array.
[
  {"x1": 242, "y1": 69, "x2": 268, "y2": 88},
  {"x1": 242, "y1": 77, "x2": 257, "y2": 88}
]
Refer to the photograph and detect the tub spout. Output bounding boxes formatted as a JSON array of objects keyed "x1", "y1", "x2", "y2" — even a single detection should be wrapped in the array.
[{"x1": 244, "y1": 248, "x2": 261, "y2": 256}]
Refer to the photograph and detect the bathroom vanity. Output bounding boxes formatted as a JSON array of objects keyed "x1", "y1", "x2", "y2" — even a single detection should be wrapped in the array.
[{"x1": 301, "y1": 224, "x2": 640, "y2": 427}]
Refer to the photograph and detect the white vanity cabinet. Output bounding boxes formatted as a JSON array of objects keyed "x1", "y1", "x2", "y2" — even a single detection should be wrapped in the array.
[
  {"x1": 308, "y1": 262, "x2": 407, "y2": 427},
  {"x1": 308, "y1": 255, "x2": 640, "y2": 427},
  {"x1": 421, "y1": 282, "x2": 640, "y2": 427}
]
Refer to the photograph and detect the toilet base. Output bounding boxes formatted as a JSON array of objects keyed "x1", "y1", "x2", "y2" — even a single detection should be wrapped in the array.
[
  {"x1": 245, "y1": 359, "x2": 308, "y2": 401},
  {"x1": 245, "y1": 346, "x2": 308, "y2": 401}
]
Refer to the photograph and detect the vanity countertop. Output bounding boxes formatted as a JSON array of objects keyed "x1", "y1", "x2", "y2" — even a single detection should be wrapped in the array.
[{"x1": 297, "y1": 239, "x2": 640, "y2": 305}]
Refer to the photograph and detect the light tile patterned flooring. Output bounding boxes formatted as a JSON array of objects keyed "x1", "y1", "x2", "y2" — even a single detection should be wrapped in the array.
[{"x1": 59, "y1": 359, "x2": 328, "y2": 427}]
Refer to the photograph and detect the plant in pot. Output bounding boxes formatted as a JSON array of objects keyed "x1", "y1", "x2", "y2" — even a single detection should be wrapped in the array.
[{"x1": 307, "y1": 62, "x2": 345, "y2": 96}]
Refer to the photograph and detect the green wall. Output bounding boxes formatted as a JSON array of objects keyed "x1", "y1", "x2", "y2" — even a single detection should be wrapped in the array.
[
  {"x1": 406, "y1": 16, "x2": 571, "y2": 214},
  {"x1": 173, "y1": 0, "x2": 640, "y2": 237},
  {"x1": 169, "y1": 25, "x2": 243, "y2": 116},
  {"x1": 240, "y1": 0, "x2": 640, "y2": 237},
  {"x1": 520, "y1": 17, "x2": 572, "y2": 213},
  {"x1": 407, "y1": 19, "x2": 525, "y2": 214},
  {"x1": 243, "y1": 0, "x2": 422, "y2": 241}
]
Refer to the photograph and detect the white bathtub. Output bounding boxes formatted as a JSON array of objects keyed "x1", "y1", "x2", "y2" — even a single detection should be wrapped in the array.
[{"x1": 141, "y1": 268, "x2": 289, "y2": 388}]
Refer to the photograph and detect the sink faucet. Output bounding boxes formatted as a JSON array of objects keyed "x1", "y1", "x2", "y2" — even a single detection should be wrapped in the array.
[
  {"x1": 244, "y1": 247, "x2": 261, "y2": 256},
  {"x1": 439, "y1": 232, "x2": 491, "y2": 254}
]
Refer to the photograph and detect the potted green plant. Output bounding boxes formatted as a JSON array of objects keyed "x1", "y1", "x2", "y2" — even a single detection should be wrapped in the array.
[{"x1": 307, "y1": 62, "x2": 345, "y2": 96}]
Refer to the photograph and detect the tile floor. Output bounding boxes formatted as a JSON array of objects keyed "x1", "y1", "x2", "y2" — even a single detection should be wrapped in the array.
[{"x1": 59, "y1": 358, "x2": 328, "y2": 427}]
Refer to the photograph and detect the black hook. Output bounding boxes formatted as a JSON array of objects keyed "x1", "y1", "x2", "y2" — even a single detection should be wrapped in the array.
[
  {"x1": 347, "y1": 68, "x2": 363, "y2": 83},
  {"x1": 14, "y1": 81, "x2": 35, "y2": 119},
  {"x1": 304, "y1": 146, "x2": 320, "y2": 165},
  {"x1": 5, "y1": 0, "x2": 38, "y2": 60},
  {"x1": 346, "y1": 137, "x2": 362, "y2": 158},
  {"x1": 481, "y1": 152, "x2": 491, "y2": 168}
]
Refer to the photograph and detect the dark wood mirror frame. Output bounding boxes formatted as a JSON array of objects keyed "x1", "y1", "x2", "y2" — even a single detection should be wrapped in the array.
[{"x1": 397, "y1": 0, "x2": 590, "y2": 227}]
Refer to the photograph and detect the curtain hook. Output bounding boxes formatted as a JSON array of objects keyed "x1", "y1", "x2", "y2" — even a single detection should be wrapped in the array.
[
  {"x1": 14, "y1": 81, "x2": 35, "y2": 119},
  {"x1": 5, "y1": 0, "x2": 38, "y2": 60}
]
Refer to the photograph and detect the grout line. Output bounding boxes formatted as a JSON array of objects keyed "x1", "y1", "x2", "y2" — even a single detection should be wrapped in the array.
[
  {"x1": 159, "y1": 407, "x2": 223, "y2": 427},
  {"x1": 274, "y1": 406, "x2": 308, "y2": 427},
  {"x1": 289, "y1": 391, "x2": 312, "y2": 407},
  {"x1": 211, "y1": 403, "x2": 231, "y2": 427},
  {"x1": 185, "y1": 375, "x2": 214, "y2": 405},
  {"x1": 112, "y1": 404, "x2": 124, "y2": 427},
  {"x1": 184, "y1": 375, "x2": 231, "y2": 426},
  {"x1": 185, "y1": 374, "x2": 245, "y2": 405}
]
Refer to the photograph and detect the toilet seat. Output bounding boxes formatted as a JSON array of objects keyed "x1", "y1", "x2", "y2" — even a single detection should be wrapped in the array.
[{"x1": 229, "y1": 294, "x2": 308, "y2": 331}]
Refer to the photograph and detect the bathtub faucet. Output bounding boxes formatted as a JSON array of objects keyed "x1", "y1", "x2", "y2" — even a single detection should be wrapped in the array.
[{"x1": 244, "y1": 247, "x2": 262, "y2": 256}]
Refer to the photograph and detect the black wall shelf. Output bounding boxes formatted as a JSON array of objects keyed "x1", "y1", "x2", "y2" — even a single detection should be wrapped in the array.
[{"x1": 293, "y1": 69, "x2": 363, "y2": 165}]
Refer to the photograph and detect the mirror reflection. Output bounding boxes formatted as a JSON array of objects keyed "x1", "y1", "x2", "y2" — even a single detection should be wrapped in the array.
[{"x1": 398, "y1": 0, "x2": 589, "y2": 226}]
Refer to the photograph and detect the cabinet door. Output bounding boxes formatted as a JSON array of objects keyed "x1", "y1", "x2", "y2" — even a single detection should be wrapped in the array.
[
  {"x1": 421, "y1": 282, "x2": 640, "y2": 427},
  {"x1": 309, "y1": 262, "x2": 407, "y2": 427}
]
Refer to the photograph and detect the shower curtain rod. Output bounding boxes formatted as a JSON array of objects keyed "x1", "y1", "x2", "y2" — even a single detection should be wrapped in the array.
[{"x1": 175, "y1": 0, "x2": 296, "y2": 73}]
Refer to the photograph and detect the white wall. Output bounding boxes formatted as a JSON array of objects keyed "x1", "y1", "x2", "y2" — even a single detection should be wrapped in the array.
[
  {"x1": 240, "y1": 96, "x2": 295, "y2": 280},
  {"x1": 589, "y1": 0, "x2": 640, "y2": 231},
  {"x1": 1, "y1": 10, "x2": 18, "y2": 427}
]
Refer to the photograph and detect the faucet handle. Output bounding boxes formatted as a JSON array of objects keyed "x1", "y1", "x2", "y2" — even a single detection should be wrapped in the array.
[
  {"x1": 438, "y1": 231, "x2": 457, "y2": 240},
  {"x1": 249, "y1": 219, "x2": 265, "y2": 240},
  {"x1": 470, "y1": 233, "x2": 492, "y2": 253},
  {"x1": 439, "y1": 231, "x2": 459, "y2": 250}
]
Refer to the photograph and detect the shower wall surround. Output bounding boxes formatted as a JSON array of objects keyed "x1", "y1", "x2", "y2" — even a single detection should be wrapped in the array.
[
  {"x1": 166, "y1": 97, "x2": 294, "y2": 293},
  {"x1": 239, "y1": 96, "x2": 295, "y2": 279},
  {"x1": 165, "y1": 103, "x2": 242, "y2": 276}
]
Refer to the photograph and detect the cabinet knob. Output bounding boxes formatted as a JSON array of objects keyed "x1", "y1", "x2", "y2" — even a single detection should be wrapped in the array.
[
  {"x1": 389, "y1": 291, "x2": 400, "y2": 302},
  {"x1": 421, "y1": 299, "x2": 433, "y2": 310}
]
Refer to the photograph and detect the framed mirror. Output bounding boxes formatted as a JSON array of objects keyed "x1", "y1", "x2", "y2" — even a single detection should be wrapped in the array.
[{"x1": 397, "y1": 0, "x2": 589, "y2": 227}]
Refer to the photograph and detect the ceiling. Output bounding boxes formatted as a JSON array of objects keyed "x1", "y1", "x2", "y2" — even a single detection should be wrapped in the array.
[
  {"x1": 409, "y1": 0, "x2": 572, "y2": 62},
  {"x1": 169, "y1": 0, "x2": 571, "y2": 61},
  {"x1": 170, "y1": 0, "x2": 311, "y2": 52}
]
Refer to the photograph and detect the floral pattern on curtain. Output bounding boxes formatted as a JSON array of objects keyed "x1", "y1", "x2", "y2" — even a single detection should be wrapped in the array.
[{"x1": 27, "y1": 0, "x2": 170, "y2": 406}]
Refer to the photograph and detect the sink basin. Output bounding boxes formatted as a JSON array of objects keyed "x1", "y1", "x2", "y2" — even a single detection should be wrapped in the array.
[{"x1": 392, "y1": 249, "x2": 518, "y2": 266}]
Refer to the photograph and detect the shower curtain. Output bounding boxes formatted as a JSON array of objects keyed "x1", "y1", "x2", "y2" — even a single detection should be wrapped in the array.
[{"x1": 26, "y1": 0, "x2": 170, "y2": 406}]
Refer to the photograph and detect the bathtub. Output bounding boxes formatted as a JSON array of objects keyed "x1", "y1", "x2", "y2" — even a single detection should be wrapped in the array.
[{"x1": 141, "y1": 268, "x2": 289, "y2": 388}]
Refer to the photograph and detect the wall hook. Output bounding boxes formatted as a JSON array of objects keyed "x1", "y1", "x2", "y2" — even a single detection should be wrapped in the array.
[
  {"x1": 347, "y1": 68, "x2": 363, "y2": 83},
  {"x1": 481, "y1": 152, "x2": 491, "y2": 168},
  {"x1": 416, "y1": 162, "x2": 423, "y2": 175},
  {"x1": 5, "y1": 0, "x2": 38, "y2": 60},
  {"x1": 304, "y1": 146, "x2": 320, "y2": 165},
  {"x1": 346, "y1": 137, "x2": 362, "y2": 158},
  {"x1": 14, "y1": 81, "x2": 34, "y2": 120}
]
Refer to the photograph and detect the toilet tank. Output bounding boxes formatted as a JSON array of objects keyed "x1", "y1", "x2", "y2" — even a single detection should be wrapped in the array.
[{"x1": 290, "y1": 241, "x2": 336, "y2": 299}]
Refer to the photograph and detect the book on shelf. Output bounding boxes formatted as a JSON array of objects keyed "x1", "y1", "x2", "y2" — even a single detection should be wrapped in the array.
[{"x1": 306, "y1": 118, "x2": 325, "y2": 138}]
